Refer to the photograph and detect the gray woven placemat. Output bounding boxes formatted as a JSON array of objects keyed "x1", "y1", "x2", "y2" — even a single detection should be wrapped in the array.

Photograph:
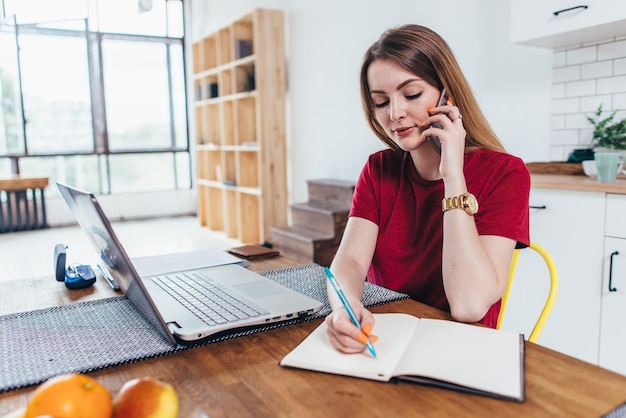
[{"x1": 0, "y1": 263, "x2": 408, "y2": 393}]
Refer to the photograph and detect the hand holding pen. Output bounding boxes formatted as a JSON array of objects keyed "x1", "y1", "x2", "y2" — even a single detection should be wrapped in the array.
[{"x1": 325, "y1": 267, "x2": 378, "y2": 358}]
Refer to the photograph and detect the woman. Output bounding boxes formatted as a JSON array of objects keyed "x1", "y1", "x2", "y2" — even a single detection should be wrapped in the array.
[{"x1": 325, "y1": 24, "x2": 530, "y2": 354}]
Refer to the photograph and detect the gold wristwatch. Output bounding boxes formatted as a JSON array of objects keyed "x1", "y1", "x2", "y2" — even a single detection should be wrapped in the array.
[{"x1": 441, "y1": 192, "x2": 478, "y2": 216}]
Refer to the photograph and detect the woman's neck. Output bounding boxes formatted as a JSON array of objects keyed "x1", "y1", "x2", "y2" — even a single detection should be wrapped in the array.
[{"x1": 409, "y1": 147, "x2": 442, "y2": 181}]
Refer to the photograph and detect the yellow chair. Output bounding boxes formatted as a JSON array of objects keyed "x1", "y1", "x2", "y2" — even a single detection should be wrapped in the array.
[{"x1": 496, "y1": 241, "x2": 559, "y2": 343}]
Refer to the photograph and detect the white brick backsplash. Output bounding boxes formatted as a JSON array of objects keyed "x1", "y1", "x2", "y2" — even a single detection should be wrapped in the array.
[
  {"x1": 616, "y1": 58, "x2": 626, "y2": 76},
  {"x1": 566, "y1": 46, "x2": 597, "y2": 65},
  {"x1": 581, "y1": 61, "x2": 612, "y2": 79},
  {"x1": 597, "y1": 75, "x2": 626, "y2": 95},
  {"x1": 553, "y1": 51, "x2": 566, "y2": 68},
  {"x1": 552, "y1": 83, "x2": 566, "y2": 99},
  {"x1": 550, "y1": 146, "x2": 567, "y2": 161},
  {"x1": 564, "y1": 145, "x2": 584, "y2": 157},
  {"x1": 580, "y1": 128, "x2": 594, "y2": 146},
  {"x1": 554, "y1": 65, "x2": 580, "y2": 83},
  {"x1": 566, "y1": 79, "x2": 596, "y2": 97},
  {"x1": 614, "y1": 93, "x2": 626, "y2": 109},
  {"x1": 551, "y1": 129, "x2": 578, "y2": 145},
  {"x1": 565, "y1": 113, "x2": 592, "y2": 129},
  {"x1": 552, "y1": 115, "x2": 565, "y2": 130},
  {"x1": 552, "y1": 97, "x2": 580, "y2": 113},
  {"x1": 551, "y1": 39, "x2": 626, "y2": 160},
  {"x1": 598, "y1": 40, "x2": 626, "y2": 60},
  {"x1": 581, "y1": 95, "x2": 612, "y2": 112}
]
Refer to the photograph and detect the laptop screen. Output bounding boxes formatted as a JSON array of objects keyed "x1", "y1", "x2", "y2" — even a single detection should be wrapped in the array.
[
  {"x1": 57, "y1": 182, "x2": 177, "y2": 344},
  {"x1": 57, "y1": 183, "x2": 133, "y2": 292}
]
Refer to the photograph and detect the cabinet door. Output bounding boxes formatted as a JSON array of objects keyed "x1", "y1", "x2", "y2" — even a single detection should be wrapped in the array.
[
  {"x1": 599, "y1": 238, "x2": 626, "y2": 375},
  {"x1": 500, "y1": 189, "x2": 604, "y2": 364},
  {"x1": 511, "y1": 0, "x2": 626, "y2": 48},
  {"x1": 605, "y1": 194, "x2": 626, "y2": 239}
]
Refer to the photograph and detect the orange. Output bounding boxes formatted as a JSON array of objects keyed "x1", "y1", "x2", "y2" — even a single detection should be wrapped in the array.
[
  {"x1": 113, "y1": 377, "x2": 179, "y2": 418},
  {"x1": 24, "y1": 373, "x2": 113, "y2": 418}
]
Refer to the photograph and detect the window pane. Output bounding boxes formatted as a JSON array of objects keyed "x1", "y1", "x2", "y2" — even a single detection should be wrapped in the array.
[
  {"x1": 19, "y1": 155, "x2": 100, "y2": 196},
  {"x1": 109, "y1": 153, "x2": 175, "y2": 193},
  {"x1": 175, "y1": 151, "x2": 191, "y2": 188},
  {"x1": 97, "y1": 0, "x2": 167, "y2": 36},
  {"x1": 102, "y1": 40, "x2": 172, "y2": 151},
  {"x1": 0, "y1": 19, "x2": 25, "y2": 155},
  {"x1": 4, "y1": 0, "x2": 88, "y2": 26},
  {"x1": 19, "y1": 33, "x2": 93, "y2": 154},
  {"x1": 166, "y1": 0, "x2": 184, "y2": 38},
  {"x1": 0, "y1": 158, "x2": 12, "y2": 177},
  {"x1": 170, "y1": 44, "x2": 188, "y2": 149}
]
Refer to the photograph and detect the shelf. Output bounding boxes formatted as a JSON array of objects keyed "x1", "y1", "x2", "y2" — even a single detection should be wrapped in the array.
[
  {"x1": 234, "y1": 96, "x2": 256, "y2": 145},
  {"x1": 192, "y1": 9, "x2": 286, "y2": 244},
  {"x1": 225, "y1": 188, "x2": 238, "y2": 238},
  {"x1": 237, "y1": 150, "x2": 259, "y2": 188},
  {"x1": 193, "y1": 55, "x2": 256, "y2": 80}
]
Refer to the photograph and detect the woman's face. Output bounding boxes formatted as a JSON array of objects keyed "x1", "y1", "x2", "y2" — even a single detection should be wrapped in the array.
[{"x1": 368, "y1": 59, "x2": 441, "y2": 152}]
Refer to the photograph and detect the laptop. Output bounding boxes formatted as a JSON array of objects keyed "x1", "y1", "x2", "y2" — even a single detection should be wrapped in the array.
[{"x1": 57, "y1": 182, "x2": 323, "y2": 345}]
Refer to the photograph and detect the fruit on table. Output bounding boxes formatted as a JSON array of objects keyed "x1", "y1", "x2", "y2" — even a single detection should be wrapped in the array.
[
  {"x1": 113, "y1": 377, "x2": 179, "y2": 418},
  {"x1": 24, "y1": 373, "x2": 113, "y2": 418}
]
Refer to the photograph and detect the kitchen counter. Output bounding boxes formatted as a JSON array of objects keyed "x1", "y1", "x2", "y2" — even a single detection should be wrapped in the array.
[{"x1": 531, "y1": 174, "x2": 626, "y2": 194}]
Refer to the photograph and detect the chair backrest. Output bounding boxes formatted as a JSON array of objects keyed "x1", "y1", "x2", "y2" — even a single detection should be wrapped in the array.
[{"x1": 496, "y1": 241, "x2": 559, "y2": 343}]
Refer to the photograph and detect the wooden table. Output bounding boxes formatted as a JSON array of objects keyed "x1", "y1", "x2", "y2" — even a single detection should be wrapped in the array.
[{"x1": 1, "y1": 256, "x2": 626, "y2": 417}]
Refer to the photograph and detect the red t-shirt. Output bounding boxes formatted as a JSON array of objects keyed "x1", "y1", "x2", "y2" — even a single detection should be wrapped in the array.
[{"x1": 350, "y1": 148, "x2": 530, "y2": 327}]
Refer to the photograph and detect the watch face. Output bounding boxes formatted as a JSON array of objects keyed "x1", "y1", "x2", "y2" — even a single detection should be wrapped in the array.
[{"x1": 464, "y1": 193, "x2": 479, "y2": 215}]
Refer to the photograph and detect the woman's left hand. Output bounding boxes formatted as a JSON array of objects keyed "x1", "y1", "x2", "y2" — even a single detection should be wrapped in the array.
[{"x1": 424, "y1": 102, "x2": 466, "y2": 178}]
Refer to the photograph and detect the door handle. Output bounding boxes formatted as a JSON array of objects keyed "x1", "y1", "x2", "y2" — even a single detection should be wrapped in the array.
[
  {"x1": 609, "y1": 251, "x2": 619, "y2": 292},
  {"x1": 553, "y1": 5, "x2": 588, "y2": 16}
]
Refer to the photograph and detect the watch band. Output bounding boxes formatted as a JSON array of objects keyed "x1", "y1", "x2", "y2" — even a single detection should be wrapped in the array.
[{"x1": 441, "y1": 192, "x2": 478, "y2": 215}]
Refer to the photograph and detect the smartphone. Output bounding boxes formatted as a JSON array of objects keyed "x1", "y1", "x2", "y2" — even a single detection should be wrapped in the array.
[{"x1": 426, "y1": 89, "x2": 449, "y2": 154}]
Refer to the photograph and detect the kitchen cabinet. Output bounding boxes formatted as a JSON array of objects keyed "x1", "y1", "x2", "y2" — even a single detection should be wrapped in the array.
[
  {"x1": 510, "y1": 0, "x2": 626, "y2": 48},
  {"x1": 500, "y1": 188, "x2": 605, "y2": 364},
  {"x1": 599, "y1": 195, "x2": 626, "y2": 375}
]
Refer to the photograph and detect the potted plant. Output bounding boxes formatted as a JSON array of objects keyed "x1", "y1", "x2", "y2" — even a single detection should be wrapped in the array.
[
  {"x1": 586, "y1": 104, "x2": 626, "y2": 152},
  {"x1": 585, "y1": 105, "x2": 626, "y2": 180}
]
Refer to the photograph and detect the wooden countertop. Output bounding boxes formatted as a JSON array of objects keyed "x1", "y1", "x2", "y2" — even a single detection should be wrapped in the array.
[{"x1": 531, "y1": 174, "x2": 626, "y2": 194}]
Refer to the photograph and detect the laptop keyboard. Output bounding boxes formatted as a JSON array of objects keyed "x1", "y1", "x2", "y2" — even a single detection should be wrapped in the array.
[{"x1": 151, "y1": 272, "x2": 269, "y2": 326}]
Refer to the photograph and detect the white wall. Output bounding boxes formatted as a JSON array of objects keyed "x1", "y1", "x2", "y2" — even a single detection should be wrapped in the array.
[{"x1": 188, "y1": 0, "x2": 553, "y2": 203}]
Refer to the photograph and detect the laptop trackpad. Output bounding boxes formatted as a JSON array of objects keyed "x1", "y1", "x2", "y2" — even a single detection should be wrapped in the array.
[{"x1": 234, "y1": 281, "x2": 288, "y2": 299}]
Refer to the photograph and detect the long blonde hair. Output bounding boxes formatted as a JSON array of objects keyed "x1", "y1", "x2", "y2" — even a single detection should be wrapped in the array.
[{"x1": 360, "y1": 24, "x2": 506, "y2": 153}]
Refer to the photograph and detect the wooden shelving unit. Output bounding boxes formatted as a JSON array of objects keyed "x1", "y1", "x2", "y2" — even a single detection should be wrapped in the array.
[{"x1": 192, "y1": 9, "x2": 287, "y2": 244}]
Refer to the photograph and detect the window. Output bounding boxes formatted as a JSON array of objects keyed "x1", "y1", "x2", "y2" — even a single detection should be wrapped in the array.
[{"x1": 0, "y1": 0, "x2": 189, "y2": 196}]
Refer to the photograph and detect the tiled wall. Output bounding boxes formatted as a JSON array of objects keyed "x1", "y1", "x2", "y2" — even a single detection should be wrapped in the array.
[{"x1": 551, "y1": 36, "x2": 626, "y2": 161}]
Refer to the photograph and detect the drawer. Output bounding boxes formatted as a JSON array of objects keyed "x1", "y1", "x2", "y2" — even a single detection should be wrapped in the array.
[{"x1": 605, "y1": 194, "x2": 626, "y2": 239}]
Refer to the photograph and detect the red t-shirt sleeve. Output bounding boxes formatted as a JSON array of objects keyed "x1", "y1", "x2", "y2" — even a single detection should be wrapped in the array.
[{"x1": 468, "y1": 151, "x2": 531, "y2": 249}]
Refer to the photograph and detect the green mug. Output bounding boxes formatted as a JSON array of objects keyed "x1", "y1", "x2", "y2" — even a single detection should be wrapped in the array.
[{"x1": 594, "y1": 152, "x2": 623, "y2": 183}]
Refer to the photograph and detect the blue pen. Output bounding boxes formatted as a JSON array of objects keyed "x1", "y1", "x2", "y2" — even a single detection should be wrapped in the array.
[{"x1": 324, "y1": 267, "x2": 377, "y2": 359}]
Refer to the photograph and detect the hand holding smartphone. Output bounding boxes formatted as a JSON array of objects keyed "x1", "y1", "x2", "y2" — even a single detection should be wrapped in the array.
[{"x1": 426, "y1": 89, "x2": 449, "y2": 154}]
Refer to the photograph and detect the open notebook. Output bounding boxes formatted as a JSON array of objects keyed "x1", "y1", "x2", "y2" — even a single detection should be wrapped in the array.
[{"x1": 280, "y1": 313, "x2": 525, "y2": 402}]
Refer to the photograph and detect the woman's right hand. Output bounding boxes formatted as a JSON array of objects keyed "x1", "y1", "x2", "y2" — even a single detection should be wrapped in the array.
[{"x1": 324, "y1": 304, "x2": 377, "y2": 354}]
